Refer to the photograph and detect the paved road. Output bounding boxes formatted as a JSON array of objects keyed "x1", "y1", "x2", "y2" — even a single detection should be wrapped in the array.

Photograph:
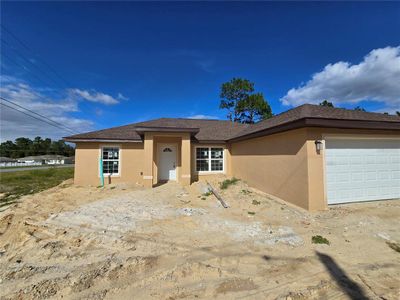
[{"x1": 0, "y1": 165, "x2": 74, "y2": 173}]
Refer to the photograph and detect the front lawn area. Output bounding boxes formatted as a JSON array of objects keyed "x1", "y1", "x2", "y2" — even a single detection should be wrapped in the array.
[{"x1": 0, "y1": 167, "x2": 74, "y2": 208}]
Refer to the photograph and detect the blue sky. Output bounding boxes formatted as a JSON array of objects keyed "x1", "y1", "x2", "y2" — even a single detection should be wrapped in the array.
[{"x1": 1, "y1": 2, "x2": 399, "y2": 141}]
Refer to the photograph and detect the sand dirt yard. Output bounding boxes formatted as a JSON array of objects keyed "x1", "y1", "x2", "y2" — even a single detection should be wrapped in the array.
[{"x1": 0, "y1": 177, "x2": 399, "y2": 300}]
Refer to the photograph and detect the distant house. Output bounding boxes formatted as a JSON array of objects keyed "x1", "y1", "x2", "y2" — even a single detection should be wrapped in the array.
[
  {"x1": 64, "y1": 156, "x2": 75, "y2": 164},
  {"x1": 18, "y1": 155, "x2": 69, "y2": 165},
  {"x1": 0, "y1": 157, "x2": 17, "y2": 167}
]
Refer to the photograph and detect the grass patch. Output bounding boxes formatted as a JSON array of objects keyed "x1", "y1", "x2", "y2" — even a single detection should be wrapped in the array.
[
  {"x1": 201, "y1": 197, "x2": 207, "y2": 200},
  {"x1": 386, "y1": 241, "x2": 400, "y2": 253},
  {"x1": 252, "y1": 199, "x2": 261, "y2": 205},
  {"x1": 312, "y1": 235, "x2": 330, "y2": 245},
  {"x1": 241, "y1": 189, "x2": 252, "y2": 195},
  {"x1": 247, "y1": 211, "x2": 256, "y2": 215},
  {"x1": 202, "y1": 191, "x2": 212, "y2": 197},
  {"x1": 220, "y1": 177, "x2": 239, "y2": 190},
  {"x1": 0, "y1": 167, "x2": 74, "y2": 207},
  {"x1": 0, "y1": 165, "x2": 51, "y2": 170}
]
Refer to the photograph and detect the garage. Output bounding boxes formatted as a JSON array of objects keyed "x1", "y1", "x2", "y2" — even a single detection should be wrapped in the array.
[{"x1": 325, "y1": 138, "x2": 400, "y2": 204}]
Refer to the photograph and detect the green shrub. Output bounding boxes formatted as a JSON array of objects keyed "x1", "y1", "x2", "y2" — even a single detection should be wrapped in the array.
[
  {"x1": 312, "y1": 235, "x2": 330, "y2": 245},
  {"x1": 220, "y1": 177, "x2": 239, "y2": 190},
  {"x1": 252, "y1": 200, "x2": 261, "y2": 205},
  {"x1": 241, "y1": 189, "x2": 252, "y2": 195},
  {"x1": 247, "y1": 211, "x2": 256, "y2": 215}
]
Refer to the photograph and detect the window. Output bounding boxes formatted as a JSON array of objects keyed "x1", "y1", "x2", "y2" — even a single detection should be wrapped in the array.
[
  {"x1": 196, "y1": 147, "x2": 224, "y2": 172},
  {"x1": 102, "y1": 147, "x2": 120, "y2": 175}
]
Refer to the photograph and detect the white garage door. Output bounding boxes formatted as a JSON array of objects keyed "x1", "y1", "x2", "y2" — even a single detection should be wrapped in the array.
[{"x1": 325, "y1": 138, "x2": 400, "y2": 204}]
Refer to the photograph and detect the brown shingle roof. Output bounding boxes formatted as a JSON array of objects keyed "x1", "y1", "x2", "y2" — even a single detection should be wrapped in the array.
[
  {"x1": 65, "y1": 118, "x2": 249, "y2": 142},
  {"x1": 230, "y1": 104, "x2": 400, "y2": 140},
  {"x1": 64, "y1": 104, "x2": 400, "y2": 143}
]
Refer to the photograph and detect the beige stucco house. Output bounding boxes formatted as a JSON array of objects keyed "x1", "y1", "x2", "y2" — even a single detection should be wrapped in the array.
[{"x1": 65, "y1": 104, "x2": 400, "y2": 211}]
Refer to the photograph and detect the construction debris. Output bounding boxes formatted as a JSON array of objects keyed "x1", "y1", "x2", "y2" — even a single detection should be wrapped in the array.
[{"x1": 206, "y1": 181, "x2": 229, "y2": 208}]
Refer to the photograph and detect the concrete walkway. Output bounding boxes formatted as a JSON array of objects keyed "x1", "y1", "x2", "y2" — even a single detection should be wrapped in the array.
[{"x1": 0, "y1": 165, "x2": 74, "y2": 173}]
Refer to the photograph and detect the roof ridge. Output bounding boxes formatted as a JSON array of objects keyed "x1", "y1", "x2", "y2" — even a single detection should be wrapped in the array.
[
  {"x1": 310, "y1": 103, "x2": 399, "y2": 118},
  {"x1": 157, "y1": 117, "x2": 235, "y2": 123}
]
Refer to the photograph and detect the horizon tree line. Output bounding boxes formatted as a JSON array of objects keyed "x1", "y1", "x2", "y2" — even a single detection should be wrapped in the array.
[{"x1": 0, "y1": 137, "x2": 75, "y2": 159}]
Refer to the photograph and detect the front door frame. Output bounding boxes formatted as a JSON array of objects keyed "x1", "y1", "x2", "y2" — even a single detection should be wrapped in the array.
[{"x1": 157, "y1": 143, "x2": 178, "y2": 182}]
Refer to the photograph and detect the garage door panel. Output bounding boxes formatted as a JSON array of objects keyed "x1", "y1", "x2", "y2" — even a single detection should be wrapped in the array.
[{"x1": 325, "y1": 138, "x2": 400, "y2": 204}]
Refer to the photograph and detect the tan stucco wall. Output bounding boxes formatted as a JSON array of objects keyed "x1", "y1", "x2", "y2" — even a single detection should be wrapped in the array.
[
  {"x1": 230, "y1": 127, "x2": 400, "y2": 211},
  {"x1": 143, "y1": 132, "x2": 192, "y2": 186},
  {"x1": 74, "y1": 142, "x2": 145, "y2": 186},
  {"x1": 230, "y1": 128, "x2": 311, "y2": 210},
  {"x1": 74, "y1": 128, "x2": 399, "y2": 210},
  {"x1": 74, "y1": 134, "x2": 193, "y2": 187}
]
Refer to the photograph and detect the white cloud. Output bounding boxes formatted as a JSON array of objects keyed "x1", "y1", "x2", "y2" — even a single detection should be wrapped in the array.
[
  {"x1": 117, "y1": 93, "x2": 129, "y2": 101},
  {"x1": 69, "y1": 89, "x2": 120, "y2": 105},
  {"x1": 0, "y1": 81, "x2": 93, "y2": 141},
  {"x1": 281, "y1": 46, "x2": 400, "y2": 111},
  {"x1": 186, "y1": 114, "x2": 218, "y2": 120}
]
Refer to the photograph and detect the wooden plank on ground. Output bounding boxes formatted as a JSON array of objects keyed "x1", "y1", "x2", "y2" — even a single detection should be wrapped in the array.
[{"x1": 206, "y1": 182, "x2": 229, "y2": 208}]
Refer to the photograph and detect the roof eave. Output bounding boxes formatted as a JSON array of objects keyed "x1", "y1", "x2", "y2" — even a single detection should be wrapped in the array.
[
  {"x1": 134, "y1": 126, "x2": 200, "y2": 134},
  {"x1": 63, "y1": 138, "x2": 143, "y2": 143},
  {"x1": 229, "y1": 118, "x2": 400, "y2": 142}
]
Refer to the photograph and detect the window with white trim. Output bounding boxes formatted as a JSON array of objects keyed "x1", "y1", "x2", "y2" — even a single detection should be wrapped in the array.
[
  {"x1": 196, "y1": 147, "x2": 224, "y2": 172},
  {"x1": 102, "y1": 147, "x2": 120, "y2": 175}
]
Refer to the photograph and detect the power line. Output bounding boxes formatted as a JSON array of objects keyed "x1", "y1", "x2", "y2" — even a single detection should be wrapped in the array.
[
  {"x1": 1, "y1": 25, "x2": 73, "y2": 88},
  {"x1": 0, "y1": 96, "x2": 77, "y2": 133},
  {"x1": 1, "y1": 51, "x2": 57, "y2": 89},
  {"x1": 1, "y1": 38, "x2": 63, "y2": 88},
  {"x1": 1, "y1": 101, "x2": 76, "y2": 135},
  {"x1": 1, "y1": 52, "x2": 81, "y2": 132},
  {"x1": 0, "y1": 100, "x2": 77, "y2": 135},
  {"x1": 1, "y1": 25, "x2": 108, "y2": 131}
]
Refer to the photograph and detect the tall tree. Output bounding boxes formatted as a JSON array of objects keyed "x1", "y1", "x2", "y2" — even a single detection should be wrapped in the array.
[
  {"x1": 396, "y1": 111, "x2": 400, "y2": 116},
  {"x1": 219, "y1": 78, "x2": 254, "y2": 122},
  {"x1": 0, "y1": 137, "x2": 75, "y2": 158},
  {"x1": 219, "y1": 78, "x2": 272, "y2": 123},
  {"x1": 319, "y1": 100, "x2": 334, "y2": 107},
  {"x1": 15, "y1": 137, "x2": 33, "y2": 157},
  {"x1": 0, "y1": 140, "x2": 17, "y2": 158},
  {"x1": 237, "y1": 93, "x2": 272, "y2": 124}
]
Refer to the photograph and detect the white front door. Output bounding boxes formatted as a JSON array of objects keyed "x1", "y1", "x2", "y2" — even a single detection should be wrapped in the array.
[
  {"x1": 158, "y1": 144, "x2": 177, "y2": 181},
  {"x1": 325, "y1": 138, "x2": 400, "y2": 204}
]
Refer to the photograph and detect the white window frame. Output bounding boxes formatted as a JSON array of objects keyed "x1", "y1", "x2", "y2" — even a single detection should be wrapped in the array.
[
  {"x1": 195, "y1": 146, "x2": 225, "y2": 174},
  {"x1": 99, "y1": 145, "x2": 121, "y2": 177}
]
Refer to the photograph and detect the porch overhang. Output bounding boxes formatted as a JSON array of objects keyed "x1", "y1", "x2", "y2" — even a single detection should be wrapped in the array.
[{"x1": 135, "y1": 126, "x2": 199, "y2": 137}]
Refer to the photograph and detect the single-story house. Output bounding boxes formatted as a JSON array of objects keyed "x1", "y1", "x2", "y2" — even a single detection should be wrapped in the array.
[
  {"x1": 64, "y1": 104, "x2": 400, "y2": 211},
  {"x1": 0, "y1": 157, "x2": 16, "y2": 163},
  {"x1": 0, "y1": 157, "x2": 17, "y2": 167},
  {"x1": 18, "y1": 155, "x2": 69, "y2": 165}
]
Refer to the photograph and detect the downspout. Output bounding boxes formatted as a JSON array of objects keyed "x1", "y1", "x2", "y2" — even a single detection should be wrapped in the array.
[{"x1": 99, "y1": 157, "x2": 104, "y2": 187}]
